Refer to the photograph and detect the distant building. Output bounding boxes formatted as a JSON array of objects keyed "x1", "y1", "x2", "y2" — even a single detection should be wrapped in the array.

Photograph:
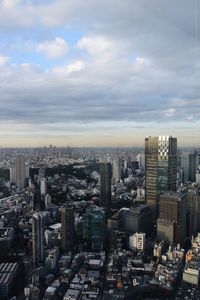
[
  {"x1": 181, "y1": 153, "x2": 196, "y2": 182},
  {"x1": 145, "y1": 136, "x2": 177, "y2": 220},
  {"x1": 129, "y1": 232, "x2": 146, "y2": 251},
  {"x1": 157, "y1": 192, "x2": 187, "y2": 245},
  {"x1": 0, "y1": 262, "x2": 19, "y2": 299},
  {"x1": 187, "y1": 188, "x2": 200, "y2": 236},
  {"x1": 32, "y1": 212, "x2": 45, "y2": 266},
  {"x1": 61, "y1": 206, "x2": 74, "y2": 252},
  {"x1": 112, "y1": 157, "x2": 121, "y2": 182},
  {"x1": 100, "y1": 163, "x2": 112, "y2": 207},
  {"x1": 121, "y1": 204, "x2": 153, "y2": 236},
  {"x1": 63, "y1": 289, "x2": 80, "y2": 300},
  {"x1": 196, "y1": 165, "x2": 200, "y2": 184},
  {"x1": 0, "y1": 227, "x2": 15, "y2": 254},
  {"x1": 40, "y1": 178, "x2": 47, "y2": 196},
  {"x1": 15, "y1": 154, "x2": 25, "y2": 191},
  {"x1": 83, "y1": 206, "x2": 105, "y2": 251}
]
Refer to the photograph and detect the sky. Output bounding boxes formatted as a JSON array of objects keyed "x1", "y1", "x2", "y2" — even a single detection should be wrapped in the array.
[{"x1": 0, "y1": 0, "x2": 200, "y2": 147}]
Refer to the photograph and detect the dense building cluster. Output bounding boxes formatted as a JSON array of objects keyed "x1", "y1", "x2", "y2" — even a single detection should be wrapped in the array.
[{"x1": 0, "y1": 140, "x2": 200, "y2": 299}]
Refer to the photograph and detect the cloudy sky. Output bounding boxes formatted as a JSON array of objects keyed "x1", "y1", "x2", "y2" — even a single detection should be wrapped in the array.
[{"x1": 0, "y1": 0, "x2": 200, "y2": 147}]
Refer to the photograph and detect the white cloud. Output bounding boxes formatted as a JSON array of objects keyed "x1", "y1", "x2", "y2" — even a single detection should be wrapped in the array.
[
  {"x1": 36, "y1": 37, "x2": 68, "y2": 59},
  {"x1": 66, "y1": 60, "x2": 85, "y2": 73},
  {"x1": 0, "y1": 55, "x2": 9, "y2": 66},
  {"x1": 165, "y1": 108, "x2": 176, "y2": 117},
  {"x1": 77, "y1": 36, "x2": 112, "y2": 56}
]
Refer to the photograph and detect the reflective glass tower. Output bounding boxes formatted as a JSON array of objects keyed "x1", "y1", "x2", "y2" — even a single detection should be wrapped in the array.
[{"x1": 145, "y1": 136, "x2": 177, "y2": 220}]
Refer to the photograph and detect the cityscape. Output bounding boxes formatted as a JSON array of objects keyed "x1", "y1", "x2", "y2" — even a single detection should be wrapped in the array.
[
  {"x1": 0, "y1": 1, "x2": 200, "y2": 300},
  {"x1": 0, "y1": 141, "x2": 200, "y2": 299}
]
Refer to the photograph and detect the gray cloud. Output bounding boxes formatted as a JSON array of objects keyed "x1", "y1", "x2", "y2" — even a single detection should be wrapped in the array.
[{"x1": 0, "y1": 0, "x2": 200, "y2": 145}]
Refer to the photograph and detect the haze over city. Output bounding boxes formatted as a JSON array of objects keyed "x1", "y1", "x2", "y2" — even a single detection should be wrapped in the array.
[{"x1": 0, "y1": 0, "x2": 199, "y2": 146}]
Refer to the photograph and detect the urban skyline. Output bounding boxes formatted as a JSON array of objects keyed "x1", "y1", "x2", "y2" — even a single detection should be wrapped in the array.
[{"x1": 0, "y1": 1, "x2": 200, "y2": 146}]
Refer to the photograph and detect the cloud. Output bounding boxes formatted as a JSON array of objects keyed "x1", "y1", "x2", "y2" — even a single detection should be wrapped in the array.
[
  {"x1": 36, "y1": 37, "x2": 69, "y2": 59},
  {"x1": 0, "y1": 0, "x2": 200, "y2": 145},
  {"x1": 0, "y1": 55, "x2": 9, "y2": 66}
]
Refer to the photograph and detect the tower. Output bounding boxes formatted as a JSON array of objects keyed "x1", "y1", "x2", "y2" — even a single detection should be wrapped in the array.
[
  {"x1": 145, "y1": 136, "x2": 177, "y2": 220},
  {"x1": 32, "y1": 212, "x2": 45, "y2": 266},
  {"x1": 100, "y1": 163, "x2": 112, "y2": 207},
  {"x1": 112, "y1": 157, "x2": 121, "y2": 182},
  {"x1": 83, "y1": 206, "x2": 105, "y2": 251},
  {"x1": 157, "y1": 192, "x2": 187, "y2": 245},
  {"x1": 61, "y1": 206, "x2": 74, "y2": 252},
  {"x1": 15, "y1": 154, "x2": 25, "y2": 191}
]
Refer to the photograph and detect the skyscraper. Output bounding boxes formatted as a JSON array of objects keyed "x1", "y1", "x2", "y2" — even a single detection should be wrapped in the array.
[
  {"x1": 112, "y1": 157, "x2": 121, "y2": 182},
  {"x1": 61, "y1": 206, "x2": 74, "y2": 252},
  {"x1": 83, "y1": 206, "x2": 105, "y2": 251},
  {"x1": 32, "y1": 212, "x2": 45, "y2": 266},
  {"x1": 100, "y1": 162, "x2": 112, "y2": 207},
  {"x1": 145, "y1": 136, "x2": 177, "y2": 219},
  {"x1": 15, "y1": 154, "x2": 25, "y2": 191},
  {"x1": 157, "y1": 192, "x2": 187, "y2": 245}
]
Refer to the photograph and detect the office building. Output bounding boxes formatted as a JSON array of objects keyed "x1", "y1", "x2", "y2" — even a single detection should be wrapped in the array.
[
  {"x1": 15, "y1": 154, "x2": 26, "y2": 191},
  {"x1": 145, "y1": 136, "x2": 177, "y2": 219},
  {"x1": 157, "y1": 192, "x2": 187, "y2": 245},
  {"x1": 32, "y1": 212, "x2": 45, "y2": 266},
  {"x1": 112, "y1": 157, "x2": 121, "y2": 182},
  {"x1": 0, "y1": 263, "x2": 19, "y2": 299},
  {"x1": 196, "y1": 165, "x2": 200, "y2": 184},
  {"x1": 61, "y1": 206, "x2": 74, "y2": 252},
  {"x1": 187, "y1": 188, "x2": 200, "y2": 236},
  {"x1": 181, "y1": 153, "x2": 196, "y2": 182},
  {"x1": 120, "y1": 205, "x2": 153, "y2": 236},
  {"x1": 40, "y1": 178, "x2": 47, "y2": 196},
  {"x1": 100, "y1": 163, "x2": 112, "y2": 207},
  {"x1": 129, "y1": 232, "x2": 146, "y2": 251},
  {"x1": 0, "y1": 228, "x2": 15, "y2": 254},
  {"x1": 83, "y1": 206, "x2": 105, "y2": 251}
]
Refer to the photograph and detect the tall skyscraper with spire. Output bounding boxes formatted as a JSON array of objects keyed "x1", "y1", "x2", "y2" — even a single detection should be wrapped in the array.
[{"x1": 145, "y1": 136, "x2": 177, "y2": 220}]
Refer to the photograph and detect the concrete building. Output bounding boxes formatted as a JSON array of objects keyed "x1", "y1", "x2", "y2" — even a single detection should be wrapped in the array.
[
  {"x1": 129, "y1": 232, "x2": 146, "y2": 251},
  {"x1": 0, "y1": 228, "x2": 15, "y2": 254},
  {"x1": 15, "y1": 154, "x2": 26, "y2": 191},
  {"x1": 40, "y1": 178, "x2": 47, "y2": 196},
  {"x1": 121, "y1": 204, "x2": 153, "y2": 236},
  {"x1": 100, "y1": 162, "x2": 112, "y2": 207},
  {"x1": 145, "y1": 136, "x2": 177, "y2": 220},
  {"x1": 61, "y1": 206, "x2": 74, "y2": 252},
  {"x1": 157, "y1": 192, "x2": 187, "y2": 245},
  {"x1": 112, "y1": 157, "x2": 121, "y2": 182},
  {"x1": 196, "y1": 165, "x2": 200, "y2": 184},
  {"x1": 186, "y1": 187, "x2": 200, "y2": 236},
  {"x1": 83, "y1": 206, "x2": 105, "y2": 251},
  {"x1": 32, "y1": 212, "x2": 45, "y2": 266},
  {"x1": 181, "y1": 153, "x2": 196, "y2": 182},
  {"x1": 0, "y1": 263, "x2": 19, "y2": 299}
]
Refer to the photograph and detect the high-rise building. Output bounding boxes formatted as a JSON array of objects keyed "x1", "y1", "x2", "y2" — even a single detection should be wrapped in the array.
[
  {"x1": 112, "y1": 157, "x2": 121, "y2": 182},
  {"x1": 100, "y1": 163, "x2": 112, "y2": 207},
  {"x1": 181, "y1": 153, "x2": 196, "y2": 182},
  {"x1": 196, "y1": 165, "x2": 200, "y2": 184},
  {"x1": 61, "y1": 206, "x2": 74, "y2": 252},
  {"x1": 145, "y1": 136, "x2": 177, "y2": 219},
  {"x1": 32, "y1": 212, "x2": 45, "y2": 266},
  {"x1": 157, "y1": 192, "x2": 187, "y2": 245},
  {"x1": 83, "y1": 206, "x2": 105, "y2": 251},
  {"x1": 120, "y1": 205, "x2": 153, "y2": 236},
  {"x1": 15, "y1": 154, "x2": 25, "y2": 191},
  {"x1": 187, "y1": 188, "x2": 200, "y2": 236},
  {"x1": 40, "y1": 178, "x2": 47, "y2": 196}
]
